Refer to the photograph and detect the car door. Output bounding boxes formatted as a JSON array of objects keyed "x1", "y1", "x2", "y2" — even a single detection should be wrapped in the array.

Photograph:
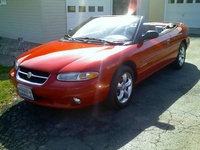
[
  {"x1": 168, "y1": 27, "x2": 184, "y2": 59},
  {"x1": 136, "y1": 31, "x2": 171, "y2": 82}
]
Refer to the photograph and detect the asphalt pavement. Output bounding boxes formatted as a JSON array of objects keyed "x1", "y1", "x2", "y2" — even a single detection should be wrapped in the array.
[{"x1": 0, "y1": 37, "x2": 200, "y2": 150}]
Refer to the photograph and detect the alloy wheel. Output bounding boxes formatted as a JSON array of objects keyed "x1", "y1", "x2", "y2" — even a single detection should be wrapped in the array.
[{"x1": 116, "y1": 72, "x2": 133, "y2": 104}]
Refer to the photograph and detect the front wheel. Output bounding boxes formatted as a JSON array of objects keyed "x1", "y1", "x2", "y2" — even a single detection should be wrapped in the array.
[
  {"x1": 106, "y1": 65, "x2": 135, "y2": 109},
  {"x1": 173, "y1": 43, "x2": 186, "y2": 69}
]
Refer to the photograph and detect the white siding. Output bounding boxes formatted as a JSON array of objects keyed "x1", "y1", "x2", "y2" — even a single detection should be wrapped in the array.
[
  {"x1": 42, "y1": 0, "x2": 66, "y2": 43},
  {"x1": 0, "y1": 0, "x2": 67, "y2": 44},
  {"x1": 137, "y1": 0, "x2": 150, "y2": 21},
  {"x1": 0, "y1": 0, "x2": 43, "y2": 43},
  {"x1": 66, "y1": 0, "x2": 112, "y2": 30},
  {"x1": 165, "y1": 0, "x2": 200, "y2": 28},
  {"x1": 149, "y1": 0, "x2": 165, "y2": 22}
]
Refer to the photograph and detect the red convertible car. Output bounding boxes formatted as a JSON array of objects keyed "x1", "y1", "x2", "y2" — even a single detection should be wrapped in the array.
[{"x1": 10, "y1": 15, "x2": 190, "y2": 109}]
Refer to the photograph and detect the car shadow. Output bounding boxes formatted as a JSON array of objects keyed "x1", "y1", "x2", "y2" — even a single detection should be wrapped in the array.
[{"x1": 0, "y1": 63, "x2": 199, "y2": 150}]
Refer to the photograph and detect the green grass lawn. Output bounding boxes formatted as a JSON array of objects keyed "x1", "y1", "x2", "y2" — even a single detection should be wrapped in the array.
[{"x1": 0, "y1": 65, "x2": 16, "y2": 106}]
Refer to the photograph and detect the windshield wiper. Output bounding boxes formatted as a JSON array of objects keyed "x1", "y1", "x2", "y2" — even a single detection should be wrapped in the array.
[
  {"x1": 74, "y1": 37, "x2": 121, "y2": 45},
  {"x1": 64, "y1": 34, "x2": 71, "y2": 39},
  {"x1": 61, "y1": 36, "x2": 125, "y2": 45},
  {"x1": 61, "y1": 34, "x2": 85, "y2": 42},
  {"x1": 60, "y1": 34, "x2": 73, "y2": 41}
]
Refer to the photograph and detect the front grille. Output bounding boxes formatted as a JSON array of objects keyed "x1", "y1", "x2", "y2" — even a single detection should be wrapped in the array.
[{"x1": 17, "y1": 67, "x2": 50, "y2": 85}]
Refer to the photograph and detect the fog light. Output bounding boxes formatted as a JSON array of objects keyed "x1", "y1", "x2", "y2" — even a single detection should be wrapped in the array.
[{"x1": 73, "y1": 98, "x2": 81, "y2": 105}]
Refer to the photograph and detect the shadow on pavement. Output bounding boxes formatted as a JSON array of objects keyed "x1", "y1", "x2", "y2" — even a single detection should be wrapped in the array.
[{"x1": 0, "y1": 63, "x2": 200, "y2": 150}]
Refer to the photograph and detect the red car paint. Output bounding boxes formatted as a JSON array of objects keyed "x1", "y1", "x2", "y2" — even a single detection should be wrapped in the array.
[{"x1": 10, "y1": 16, "x2": 190, "y2": 109}]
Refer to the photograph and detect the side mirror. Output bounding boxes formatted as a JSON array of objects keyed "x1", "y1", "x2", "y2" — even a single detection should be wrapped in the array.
[{"x1": 142, "y1": 30, "x2": 159, "y2": 41}]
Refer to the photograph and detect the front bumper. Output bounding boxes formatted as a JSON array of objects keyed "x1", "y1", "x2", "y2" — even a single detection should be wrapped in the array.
[{"x1": 10, "y1": 68, "x2": 110, "y2": 109}]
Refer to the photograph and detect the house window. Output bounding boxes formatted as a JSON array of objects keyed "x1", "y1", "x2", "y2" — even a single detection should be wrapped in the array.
[
  {"x1": 68, "y1": 6, "x2": 76, "y2": 13},
  {"x1": 196, "y1": 0, "x2": 200, "y2": 3},
  {"x1": 186, "y1": 0, "x2": 193, "y2": 3},
  {"x1": 98, "y1": 6, "x2": 104, "y2": 12},
  {"x1": 89, "y1": 6, "x2": 95, "y2": 12},
  {"x1": 79, "y1": 6, "x2": 86, "y2": 12},
  {"x1": 177, "y1": 0, "x2": 184, "y2": 3},
  {"x1": 168, "y1": 0, "x2": 175, "y2": 3}
]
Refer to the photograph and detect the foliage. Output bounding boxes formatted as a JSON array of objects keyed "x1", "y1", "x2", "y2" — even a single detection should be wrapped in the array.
[{"x1": 0, "y1": 65, "x2": 15, "y2": 105}]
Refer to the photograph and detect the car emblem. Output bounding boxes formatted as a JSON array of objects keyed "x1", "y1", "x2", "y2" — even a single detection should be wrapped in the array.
[{"x1": 27, "y1": 72, "x2": 33, "y2": 79}]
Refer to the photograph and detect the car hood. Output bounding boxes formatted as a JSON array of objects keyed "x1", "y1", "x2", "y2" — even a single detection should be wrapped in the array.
[{"x1": 18, "y1": 41, "x2": 117, "y2": 73}]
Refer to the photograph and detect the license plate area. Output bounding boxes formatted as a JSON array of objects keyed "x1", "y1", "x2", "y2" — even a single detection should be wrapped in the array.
[{"x1": 17, "y1": 84, "x2": 35, "y2": 100}]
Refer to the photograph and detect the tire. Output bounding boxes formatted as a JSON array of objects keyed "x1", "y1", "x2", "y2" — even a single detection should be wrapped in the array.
[
  {"x1": 173, "y1": 43, "x2": 186, "y2": 69},
  {"x1": 106, "y1": 65, "x2": 135, "y2": 109}
]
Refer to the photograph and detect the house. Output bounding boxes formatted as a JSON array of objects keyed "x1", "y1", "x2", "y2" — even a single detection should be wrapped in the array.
[
  {"x1": 0, "y1": 0, "x2": 67, "y2": 44},
  {"x1": 164, "y1": 0, "x2": 200, "y2": 28},
  {"x1": 0, "y1": 0, "x2": 199, "y2": 44}
]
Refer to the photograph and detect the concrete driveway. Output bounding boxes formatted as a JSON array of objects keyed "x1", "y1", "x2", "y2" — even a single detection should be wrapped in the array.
[{"x1": 0, "y1": 37, "x2": 200, "y2": 150}]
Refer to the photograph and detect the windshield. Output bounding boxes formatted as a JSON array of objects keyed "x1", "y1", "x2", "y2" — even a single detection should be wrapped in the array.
[{"x1": 65, "y1": 16, "x2": 141, "y2": 44}]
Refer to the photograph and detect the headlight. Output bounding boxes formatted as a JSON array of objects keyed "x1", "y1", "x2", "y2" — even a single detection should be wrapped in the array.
[
  {"x1": 14, "y1": 61, "x2": 19, "y2": 70},
  {"x1": 57, "y1": 72, "x2": 99, "y2": 81}
]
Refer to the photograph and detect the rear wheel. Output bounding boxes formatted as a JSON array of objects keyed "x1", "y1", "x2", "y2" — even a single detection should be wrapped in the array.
[
  {"x1": 173, "y1": 43, "x2": 186, "y2": 69},
  {"x1": 106, "y1": 65, "x2": 135, "y2": 109}
]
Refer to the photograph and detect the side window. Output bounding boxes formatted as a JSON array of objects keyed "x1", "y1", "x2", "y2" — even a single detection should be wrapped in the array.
[
  {"x1": 168, "y1": 0, "x2": 175, "y2": 3},
  {"x1": 79, "y1": 6, "x2": 86, "y2": 12},
  {"x1": 98, "y1": 6, "x2": 104, "y2": 12},
  {"x1": 68, "y1": 6, "x2": 76, "y2": 13},
  {"x1": 177, "y1": 0, "x2": 184, "y2": 3},
  {"x1": 89, "y1": 6, "x2": 95, "y2": 12}
]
